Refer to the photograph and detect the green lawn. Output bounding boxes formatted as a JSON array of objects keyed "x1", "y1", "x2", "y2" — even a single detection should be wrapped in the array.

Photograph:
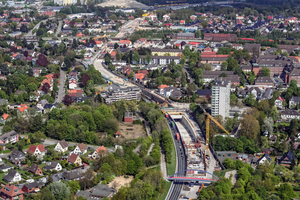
[
  {"x1": 157, "y1": 181, "x2": 172, "y2": 200},
  {"x1": 39, "y1": 163, "x2": 46, "y2": 169},
  {"x1": 274, "y1": 122, "x2": 290, "y2": 128},
  {"x1": 0, "y1": 173, "x2": 6, "y2": 181},
  {"x1": 213, "y1": 169, "x2": 233, "y2": 178},
  {"x1": 167, "y1": 139, "x2": 176, "y2": 176}
]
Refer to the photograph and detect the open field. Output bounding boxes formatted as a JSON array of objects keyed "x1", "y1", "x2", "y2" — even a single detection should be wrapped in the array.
[
  {"x1": 118, "y1": 123, "x2": 147, "y2": 140},
  {"x1": 96, "y1": 0, "x2": 149, "y2": 8},
  {"x1": 109, "y1": 175, "x2": 134, "y2": 190}
]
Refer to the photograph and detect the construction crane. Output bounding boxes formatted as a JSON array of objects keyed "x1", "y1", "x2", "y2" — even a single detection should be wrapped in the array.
[
  {"x1": 93, "y1": 34, "x2": 110, "y2": 53},
  {"x1": 201, "y1": 107, "x2": 230, "y2": 157}
]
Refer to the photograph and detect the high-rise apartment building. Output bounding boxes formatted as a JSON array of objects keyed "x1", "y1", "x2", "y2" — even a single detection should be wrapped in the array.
[{"x1": 211, "y1": 80, "x2": 230, "y2": 118}]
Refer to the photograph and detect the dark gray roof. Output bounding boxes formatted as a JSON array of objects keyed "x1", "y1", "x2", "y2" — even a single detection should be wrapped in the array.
[
  {"x1": 23, "y1": 181, "x2": 39, "y2": 190},
  {"x1": 0, "y1": 131, "x2": 18, "y2": 142},
  {"x1": 0, "y1": 165, "x2": 13, "y2": 171},
  {"x1": 43, "y1": 161, "x2": 59, "y2": 170},
  {"x1": 290, "y1": 96, "x2": 300, "y2": 104},
  {"x1": 29, "y1": 164, "x2": 39, "y2": 173},
  {"x1": 3, "y1": 169, "x2": 18, "y2": 182},
  {"x1": 279, "y1": 150, "x2": 296, "y2": 163},
  {"x1": 197, "y1": 89, "x2": 212, "y2": 96},
  {"x1": 62, "y1": 170, "x2": 83, "y2": 180},
  {"x1": 257, "y1": 153, "x2": 272, "y2": 163},
  {"x1": 281, "y1": 109, "x2": 300, "y2": 116},
  {"x1": 10, "y1": 149, "x2": 25, "y2": 160},
  {"x1": 90, "y1": 184, "x2": 116, "y2": 197}
]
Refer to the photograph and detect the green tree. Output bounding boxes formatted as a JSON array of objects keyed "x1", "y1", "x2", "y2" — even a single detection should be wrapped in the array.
[
  {"x1": 277, "y1": 183, "x2": 296, "y2": 200},
  {"x1": 67, "y1": 180, "x2": 81, "y2": 194},
  {"x1": 133, "y1": 51, "x2": 140, "y2": 64},
  {"x1": 261, "y1": 66, "x2": 270, "y2": 77},
  {"x1": 48, "y1": 182, "x2": 70, "y2": 200}
]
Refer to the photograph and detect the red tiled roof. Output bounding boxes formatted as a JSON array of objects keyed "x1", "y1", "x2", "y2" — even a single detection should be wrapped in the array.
[
  {"x1": 158, "y1": 84, "x2": 168, "y2": 89},
  {"x1": 2, "y1": 113, "x2": 9, "y2": 120},
  {"x1": 27, "y1": 144, "x2": 45, "y2": 154},
  {"x1": 96, "y1": 145, "x2": 107, "y2": 154},
  {"x1": 115, "y1": 131, "x2": 121, "y2": 135},
  {"x1": 134, "y1": 73, "x2": 145, "y2": 80},
  {"x1": 68, "y1": 153, "x2": 78, "y2": 163},
  {"x1": 78, "y1": 143, "x2": 87, "y2": 152},
  {"x1": 0, "y1": 183, "x2": 24, "y2": 197}
]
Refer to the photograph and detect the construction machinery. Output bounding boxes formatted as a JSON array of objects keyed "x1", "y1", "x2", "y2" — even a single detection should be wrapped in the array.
[
  {"x1": 201, "y1": 108, "x2": 230, "y2": 157},
  {"x1": 93, "y1": 34, "x2": 110, "y2": 53}
]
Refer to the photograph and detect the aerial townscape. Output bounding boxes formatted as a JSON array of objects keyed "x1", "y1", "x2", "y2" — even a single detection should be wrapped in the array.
[{"x1": 0, "y1": 0, "x2": 300, "y2": 200}]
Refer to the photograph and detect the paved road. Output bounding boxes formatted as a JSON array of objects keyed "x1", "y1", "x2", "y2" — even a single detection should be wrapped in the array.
[
  {"x1": 55, "y1": 70, "x2": 66, "y2": 103},
  {"x1": 26, "y1": 19, "x2": 47, "y2": 36},
  {"x1": 55, "y1": 21, "x2": 62, "y2": 37},
  {"x1": 166, "y1": 117, "x2": 187, "y2": 200}
]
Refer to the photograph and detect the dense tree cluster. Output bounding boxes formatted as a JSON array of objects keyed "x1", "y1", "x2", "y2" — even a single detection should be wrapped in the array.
[{"x1": 199, "y1": 159, "x2": 298, "y2": 200}]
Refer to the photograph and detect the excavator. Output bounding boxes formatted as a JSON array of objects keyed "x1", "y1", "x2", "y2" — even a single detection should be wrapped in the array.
[
  {"x1": 201, "y1": 107, "x2": 230, "y2": 157},
  {"x1": 92, "y1": 34, "x2": 110, "y2": 53}
]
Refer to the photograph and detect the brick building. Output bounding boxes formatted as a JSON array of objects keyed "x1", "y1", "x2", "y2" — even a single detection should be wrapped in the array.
[
  {"x1": 254, "y1": 77, "x2": 275, "y2": 86},
  {"x1": 203, "y1": 33, "x2": 237, "y2": 42}
]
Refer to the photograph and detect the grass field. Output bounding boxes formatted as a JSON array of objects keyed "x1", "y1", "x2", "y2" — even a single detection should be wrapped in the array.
[
  {"x1": 167, "y1": 137, "x2": 176, "y2": 176},
  {"x1": 157, "y1": 181, "x2": 172, "y2": 200},
  {"x1": 213, "y1": 169, "x2": 232, "y2": 177},
  {"x1": 274, "y1": 122, "x2": 290, "y2": 127}
]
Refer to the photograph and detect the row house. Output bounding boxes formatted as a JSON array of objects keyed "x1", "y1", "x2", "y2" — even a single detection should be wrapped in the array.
[
  {"x1": 254, "y1": 77, "x2": 275, "y2": 87},
  {"x1": 281, "y1": 109, "x2": 300, "y2": 121},
  {"x1": 151, "y1": 48, "x2": 183, "y2": 57},
  {"x1": 149, "y1": 56, "x2": 180, "y2": 65}
]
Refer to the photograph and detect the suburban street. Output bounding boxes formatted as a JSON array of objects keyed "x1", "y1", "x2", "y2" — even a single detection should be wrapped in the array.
[
  {"x1": 55, "y1": 70, "x2": 66, "y2": 103},
  {"x1": 55, "y1": 21, "x2": 62, "y2": 37}
]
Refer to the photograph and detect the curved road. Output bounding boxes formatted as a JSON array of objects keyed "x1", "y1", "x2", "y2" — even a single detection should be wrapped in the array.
[
  {"x1": 26, "y1": 19, "x2": 48, "y2": 36},
  {"x1": 166, "y1": 117, "x2": 187, "y2": 200}
]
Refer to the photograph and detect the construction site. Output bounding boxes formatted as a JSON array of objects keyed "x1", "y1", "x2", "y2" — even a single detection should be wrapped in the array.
[{"x1": 167, "y1": 112, "x2": 212, "y2": 179}]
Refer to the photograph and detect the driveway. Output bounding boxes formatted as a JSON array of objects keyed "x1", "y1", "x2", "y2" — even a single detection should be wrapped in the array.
[{"x1": 55, "y1": 70, "x2": 66, "y2": 103}]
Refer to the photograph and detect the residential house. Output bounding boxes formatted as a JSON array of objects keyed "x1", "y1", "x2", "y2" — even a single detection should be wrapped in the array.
[
  {"x1": 0, "y1": 130, "x2": 19, "y2": 146},
  {"x1": 204, "y1": 33, "x2": 237, "y2": 41},
  {"x1": 29, "y1": 164, "x2": 43, "y2": 175},
  {"x1": 281, "y1": 109, "x2": 300, "y2": 121},
  {"x1": 91, "y1": 146, "x2": 107, "y2": 159},
  {"x1": 119, "y1": 39, "x2": 132, "y2": 48},
  {"x1": 0, "y1": 183, "x2": 24, "y2": 200},
  {"x1": 275, "y1": 96, "x2": 284, "y2": 109},
  {"x1": 245, "y1": 43, "x2": 261, "y2": 55},
  {"x1": 0, "y1": 165, "x2": 14, "y2": 172},
  {"x1": 9, "y1": 149, "x2": 25, "y2": 165},
  {"x1": 68, "y1": 89, "x2": 83, "y2": 98},
  {"x1": 76, "y1": 184, "x2": 116, "y2": 199},
  {"x1": 115, "y1": 131, "x2": 121, "y2": 138},
  {"x1": 68, "y1": 153, "x2": 82, "y2": 166},
  {"x1": 73, "y1": 143, "x2": 87, "y2": 155},
  {"x1": 289, "y1": 96, "x2": 300, "y2": 108},
  {"x1": 27, "y1": 144, "x2": 46, "y2": 156},
  {"x1": 163, "y1": 14, "x2": 170, "y2": 22},
  {"x1": 257, "y1": 153, "x2": 272, "y2": 165},
  {"x1": 260, "y1": 88, "x2": 273, "y2": 101},
  {"x1": 147, "y1": 12, "x2": 157, "y2": 21},
  {"x1": 3, "y1": 170, "x2": 22, "y2": 183},
  {"x1": 43, "y1": 161, "x2": 62, "y2": 171},
  {"x1": 54, "y1": 139, "x2": 69, "y2": 153},
  {"x1": 164, "y1": 87, "x2": 177, "y2": 97},
  {"x1": 197, "y1": 89, "x2": 212, "y2": 99},
  {"x1": 17, "y1": 104, "x2": 29, "y2": 115},
  {"x1": 158, "y1": 84, "x2": 168, "y2": 95},
  {"x1": 171, "y1": 90, "x2": 182, "y2": 99},
  {"x1": 278, "y1": 150, "x2": 297, "y2": 166},
  {"x1": 124, "y1": 112, "x2": 133, "y2": 123},
  {"x1": 134, "y1": 73, "x2": 145, "y2": 84},
  {"x1": 62, "y1": 168, "x2": 84, "y2": 181},
  {"x1": 21, "y1": 181, "x2": 40, "y2": 194}
]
